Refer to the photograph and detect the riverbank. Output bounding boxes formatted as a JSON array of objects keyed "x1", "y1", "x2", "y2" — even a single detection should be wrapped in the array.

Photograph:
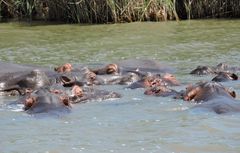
[{"x1": 0, "y1": 0, "x2": 239, "y2": 23}]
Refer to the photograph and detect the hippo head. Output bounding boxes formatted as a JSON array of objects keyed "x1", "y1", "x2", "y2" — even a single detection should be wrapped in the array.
[
  {"x1": 27, "y1": 69, "x2": 51, "y2": 88},
  {"x1": 162, "y1": 73, "x2": 180, "y2": 86},
  {"x1": 92, "y1": 64, "x2": 119, "y2": 75},
  {"x1": 190, "y1": 66, "x2": 214, "y2": 75},
  {"x1": 212, "y1": 72, "x2": 238, "y2": 82},
  {"x1": 143, "y1": 75, "x2": 165, "y2": 88},
  {"x1": 0, "y1": 69, "x2": 50, "y2": 95},
  {"x1": 23, "y1": 88, "x2": 71, "y2": 114},
  {"x1": 144, "y1": 85, "x2": 177, "y2": 97},
  {"x1": 215, "y1": 63, "x2": 229, "y2": 72},
  {"x1": 54, "y1": 63, "x2": 72, "y2": 73},
  {"x1": 183, "y1": 81, "x2": 236, "y2": 102}
]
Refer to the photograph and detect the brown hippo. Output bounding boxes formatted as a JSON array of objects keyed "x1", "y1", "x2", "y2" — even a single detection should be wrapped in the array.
[{"x1": 183, "y1": 81, "x2": 240, "y2": 114}]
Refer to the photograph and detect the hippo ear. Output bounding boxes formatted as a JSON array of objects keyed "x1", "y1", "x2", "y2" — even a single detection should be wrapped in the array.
[
  {"x1": 183, "y1": 87, "x2": 200, "y2": 101},
  {"x1": 24, "y1": 96, "x2": 37, "y2": 110}
]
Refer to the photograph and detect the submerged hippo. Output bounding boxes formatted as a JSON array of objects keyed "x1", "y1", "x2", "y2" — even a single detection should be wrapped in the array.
[
  {"x1": 91, "y1": 59, "x2": 174, "y2": 75},
  {"x1": 144, "y1": 85, "x2": 180, "y2": 97},
  {"x1": 183, "y1": 81, "x2": 240, "y2": 114},
  {"x1": 20, "y1": 88, "x2": 71, "y2": 114},
  {"x1": 47, "y1": 66, "x2": 97, "y2": 87},
  {"x1": 190, "y1": 63, "x2": 240, "y2": 75},
  {"x1": 0, "y1": 61, "x2": 50, "y2": 75},
  {"x1": 212, "y1": 72, "x2": 238, "y2": 82},
  {"x1": 95, "y1": 72, "x2": 141, "y2": 85},
  {"x1": 0, "y1": 69, "x2": 50, "y2": 96},
  {"x1": 69, "y1": 85, "x2": 121, "y2": 104},
  {"x1": 127, "y1": 73, "x2": 180, "y2": 89}
]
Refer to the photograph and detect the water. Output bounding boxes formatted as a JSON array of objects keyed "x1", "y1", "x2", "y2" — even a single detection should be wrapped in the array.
[{"x1": 0, "y1": 20, "x2": 240, "y2": 153}]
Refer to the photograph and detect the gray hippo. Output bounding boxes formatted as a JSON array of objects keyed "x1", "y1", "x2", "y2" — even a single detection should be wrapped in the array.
[
  {"x1": 183, "y1": 81, "x2": 240, "y2": 114},
  {"x1": 144, "y1": 85, "x2": 180, "y2": 97},
  {"x1": 127, "y1": 73, "x2": 180, "y2": 89},
  {"x1": 0, "y1": 69, "x2": 50, "y2": 96},
  {"x1": 91, "y1": 59, "x2": 174, "y2": 75},
  {"x1": 0, "y1": 61, "x2": 50, "y2": 75},
  {"x1": 190, "y1": 63, "x2": 240, "y2": 75},
  {"x1": 212, "y1": 72, "x2": 238, "y2": 82},
  {"x1": 95, "y1": 72, "x2": 141, "y2": 85},
  {"x1": 68, "y1": 85, "x2": 121, "y2": 104},
  {"x1": 49, "y1": 67, "x2": 97, "y2": 87},
  {"x1": 20, "y1": 88, "x2": 71, "y2": 114}
]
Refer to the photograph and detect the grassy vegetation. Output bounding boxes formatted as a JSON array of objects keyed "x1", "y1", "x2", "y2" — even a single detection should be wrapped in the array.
[{"x1": 0, "y1": 0, "x2": 239, "y2": 23}]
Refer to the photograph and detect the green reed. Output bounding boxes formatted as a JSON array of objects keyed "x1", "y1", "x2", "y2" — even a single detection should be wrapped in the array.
[{"x1": 0, "y1": 0, "x2": 239, "y2": 23}]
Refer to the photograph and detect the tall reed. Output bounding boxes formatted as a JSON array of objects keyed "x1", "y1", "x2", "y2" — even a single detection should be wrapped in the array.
[{"x1": 0, "y1": 0, "x2": 239, "y2": 23}]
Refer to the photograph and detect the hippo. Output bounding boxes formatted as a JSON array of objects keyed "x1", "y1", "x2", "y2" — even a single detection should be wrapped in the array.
[
  {"x1": 95, "y1": 72, "x2": 141, "y2": 85},
  {"x1": 0, "y1": 61, "x2": 50, "y2": 75},
  {"x1": 54, "y1": 63, "x2": 73, "y2": 73},
  {"x1": 190, "y1": 63, "x2": 240, "y2": 75},
  {"x1": 212, "y1": 72, "x2": 238, "y2": 82},
  {"x1": 183, "y1": 81, "x2": 240, "y2": 114},
  {"x1": 144, "y1": 85, "x2": 180, "y2": 97},
  {"x1": 69, "y1": 85, "x2": 121, "y2": 104},
  {"x1": 20, "y1": 88, "x2": 71, "y2": 114},
  {"x1": 215, "y1": 63, "x2": 240, "y2": 73},
  {"x1": 127, "y1": 73, "x2": 180, "y2": 89},
  {"x1": 190, "y1": 66, "x2": 215, "y2": 75},
  {"x1": 0, "y1": 69, "x2": 51, "y2": 96},
  {"x1": 183, "y1": 81, "x2": 236, "y2": 102},
  {"x1": 91, "y1": 59, "x2": 174, "y2": 76},
  {"x1": 47, "y1": 66, "x2": 97, "y2": 87}
]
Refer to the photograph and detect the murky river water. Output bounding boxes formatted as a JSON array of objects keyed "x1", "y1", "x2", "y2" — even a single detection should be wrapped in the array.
[{"x1": 0, "y1": 20, "x2": 240, "y2": 153}]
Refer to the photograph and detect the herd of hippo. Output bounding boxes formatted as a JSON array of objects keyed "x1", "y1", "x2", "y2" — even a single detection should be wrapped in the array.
[{"x1": 0, "y1": 59, "x2": 240, "y2": 115}]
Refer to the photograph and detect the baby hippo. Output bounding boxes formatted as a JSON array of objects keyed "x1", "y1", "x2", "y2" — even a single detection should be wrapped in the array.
[{"x1": 183, "y1": 81, "x2": 240, "y2": 114}]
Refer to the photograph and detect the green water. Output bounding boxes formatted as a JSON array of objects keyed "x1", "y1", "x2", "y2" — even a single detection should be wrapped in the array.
[
  {"x1": 0, "y1": 20, "x2": 240, "y2": 153},
  {"x1": 0, "y1": 20, "x2": 239, "y2": 67}
]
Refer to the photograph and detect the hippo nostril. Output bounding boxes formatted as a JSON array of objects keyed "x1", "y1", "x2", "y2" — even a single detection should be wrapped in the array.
[
  {"x1": 60, "y1": 96, "x2": 70, "y2": 107},
  {"x1": 230, "y1": 73, "x2": 238, "y2": 80}
]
